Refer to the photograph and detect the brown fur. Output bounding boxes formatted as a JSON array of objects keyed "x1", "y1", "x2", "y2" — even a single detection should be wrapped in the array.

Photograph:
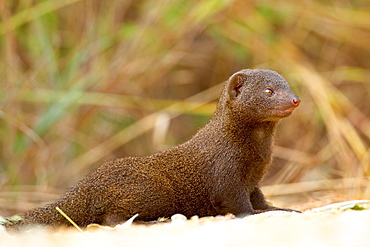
[{"x1": 5, "y1": 69, "x2": 301, "y2": 231}]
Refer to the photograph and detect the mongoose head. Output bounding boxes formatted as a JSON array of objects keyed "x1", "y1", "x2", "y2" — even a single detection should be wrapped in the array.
[{"x1": 226, "y1": 69, "x2": 300, "y2": 122}]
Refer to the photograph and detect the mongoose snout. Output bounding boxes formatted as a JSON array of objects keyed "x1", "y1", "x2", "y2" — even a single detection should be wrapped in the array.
[
  {"x1": 292, "y1": 96, "x2": 301, "y2": 107},
  {"x1": 283, "y1": 95, "x2": 300, "y2": 114}
]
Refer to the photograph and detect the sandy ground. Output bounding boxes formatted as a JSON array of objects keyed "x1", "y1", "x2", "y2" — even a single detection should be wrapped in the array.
[{"x1": 1, "y1": 201, "x2": 370, "y2": 247}]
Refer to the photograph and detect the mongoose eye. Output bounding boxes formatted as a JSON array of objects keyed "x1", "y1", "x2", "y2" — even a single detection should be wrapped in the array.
[{"x1": 264, "y1": 88, "x2": 274, "y2": 96}]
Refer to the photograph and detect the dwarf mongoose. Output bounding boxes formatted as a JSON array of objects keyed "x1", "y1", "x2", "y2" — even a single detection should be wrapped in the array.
[{"x1": 5, "y1": 69, "x2": 301, "y2": 230}]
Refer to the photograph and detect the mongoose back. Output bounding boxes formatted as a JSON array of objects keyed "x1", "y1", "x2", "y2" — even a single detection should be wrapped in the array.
[{"x1": 5, "y1": 69, "x2": 301, "y2": 231}]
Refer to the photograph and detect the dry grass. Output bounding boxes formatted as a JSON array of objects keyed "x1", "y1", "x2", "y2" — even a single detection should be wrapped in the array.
[{"x1": 0, "y1": 0, "x2": 369, "y2": 217}]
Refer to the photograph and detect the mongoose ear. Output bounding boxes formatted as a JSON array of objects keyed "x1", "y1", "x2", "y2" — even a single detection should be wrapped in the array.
[{"x1": 228, "y1": 72, "x2": 244, "y2": 100}]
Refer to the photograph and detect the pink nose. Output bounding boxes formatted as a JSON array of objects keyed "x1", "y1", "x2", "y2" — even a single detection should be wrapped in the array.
[{"x1": 292, "y1": 97, "x2": 301, "y2": 107}]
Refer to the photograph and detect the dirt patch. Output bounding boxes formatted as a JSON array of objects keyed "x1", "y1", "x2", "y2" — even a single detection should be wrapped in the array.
[{"x1": 1, "y1": 201, "x2": 370, "y2": 247}]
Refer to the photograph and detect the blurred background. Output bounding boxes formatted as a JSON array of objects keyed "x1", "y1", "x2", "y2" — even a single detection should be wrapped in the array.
[{"x1": 0, "y1": 0, "x2": 369, "y2": 216}]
